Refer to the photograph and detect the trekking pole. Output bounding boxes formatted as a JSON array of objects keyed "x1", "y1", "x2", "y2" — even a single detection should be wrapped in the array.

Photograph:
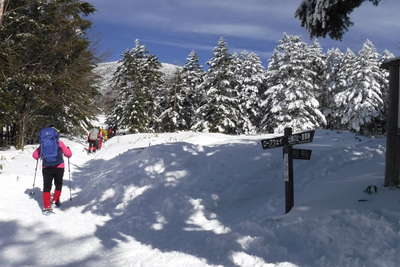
[
  {"x1": 68, "y1": 157, "x2": 72, "y2": 201},
  {"x1": 30, "y1": 159, "x2": 39, "y2": 195}
]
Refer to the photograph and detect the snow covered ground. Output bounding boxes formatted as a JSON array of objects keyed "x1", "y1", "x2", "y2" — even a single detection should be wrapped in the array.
[{"x1": 0, "y1": 130, "x2": 399, "y2": 267}]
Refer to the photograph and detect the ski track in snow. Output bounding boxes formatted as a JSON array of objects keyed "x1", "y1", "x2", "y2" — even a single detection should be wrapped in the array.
[{"x1": 1, "y1": 130, "x2": 399, "y2": 267}]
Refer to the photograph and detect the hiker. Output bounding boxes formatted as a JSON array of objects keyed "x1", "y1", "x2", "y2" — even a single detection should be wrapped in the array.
[
  {"x1": 87, "y1": 127, "x2": 101, "y2": 153},
  {"x1": 97, "y1": 128, "x2": 104, "y2": 150},
  {"x1": 101, "y1": 127, "x2": 108, "y2": 142},
  {"x1": 32, "y1": 127, "x2": 72, "y2": 212},
  {"x1": 108, "y1": 127, "x2": 115, "y2": 138}
]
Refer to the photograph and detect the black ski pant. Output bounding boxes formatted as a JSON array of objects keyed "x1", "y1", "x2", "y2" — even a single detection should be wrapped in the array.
[
  {"x1": 88, "y1": 140, "x2": 97, "y2": 150},
  {"x1": 42, "y1": 167, "x2": 64, "y2": 192}
]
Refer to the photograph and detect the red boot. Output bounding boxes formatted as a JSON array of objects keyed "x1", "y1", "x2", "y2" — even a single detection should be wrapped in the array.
[
  {"x1": 53, "y1": 190, "x2": 62, "y2": 207},
  {"x1": 42, "y1": 192, "x2": 51, "y2": 210}
]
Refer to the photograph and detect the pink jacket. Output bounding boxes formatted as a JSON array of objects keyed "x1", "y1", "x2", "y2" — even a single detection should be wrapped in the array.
[{"x1": 32, "y1": 141, "x2": 72, "y2": 168}]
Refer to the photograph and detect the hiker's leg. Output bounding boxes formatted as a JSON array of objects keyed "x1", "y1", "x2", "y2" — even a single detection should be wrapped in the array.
[
  {"x1": 53, "y1": 168, "x2": 64, "y2": 203},
  {"x1": 42, "y1": 168, "x2": 53, "y2": 209}
]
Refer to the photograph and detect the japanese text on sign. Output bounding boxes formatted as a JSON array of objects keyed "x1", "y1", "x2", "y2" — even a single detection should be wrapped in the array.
[
  {"x1": 288, "y1": 130, "x2": 314, "y2": 145},
  {"x1": 261, "y1": 136, "x2": 285, "y2": 149}
]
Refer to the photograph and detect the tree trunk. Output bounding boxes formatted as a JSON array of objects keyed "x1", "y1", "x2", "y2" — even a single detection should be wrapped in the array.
[
  {"x1": 15, "y1": 113, "x2": 26, "y2": 150},
  {"x1": 0, "y1": 0, "x2": 6, "y2": 26}
]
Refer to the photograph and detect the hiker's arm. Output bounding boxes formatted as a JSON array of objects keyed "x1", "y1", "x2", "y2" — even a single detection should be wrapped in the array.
[
  {"x1": 59, "y1": 141, "x2": 72, "y2": 158},
  {"x1": 32, "y1": 147, "x2": 40, "y2": 160}
]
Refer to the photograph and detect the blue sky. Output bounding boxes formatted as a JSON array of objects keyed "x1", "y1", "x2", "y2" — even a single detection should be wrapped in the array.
[{"x1": 86, "y1": 0, "x2": 400, "y2": 66}]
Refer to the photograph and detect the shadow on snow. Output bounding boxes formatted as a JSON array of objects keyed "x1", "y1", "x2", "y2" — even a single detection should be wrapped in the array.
[
  {"x1": 0, "y1": 220, "x2": 102, "y2": 267},
  {"x1": 68, "y1": 140, "x2": 285, "y2": 266}
]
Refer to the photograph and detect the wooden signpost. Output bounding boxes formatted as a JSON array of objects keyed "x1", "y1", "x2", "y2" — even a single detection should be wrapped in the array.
[{"x1": 261, "y1": 127, "x2": 315, "y2": 213}]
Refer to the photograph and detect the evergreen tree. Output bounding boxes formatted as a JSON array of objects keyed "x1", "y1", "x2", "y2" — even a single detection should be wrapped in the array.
[
  {"x1": 308, "y1": 39, "x2": 326, "y2": 101},
  {"x1": 332, "y1": 49, "x2": 357, "y2": 130},
  {"x1": 232, "y1": 51, "x2": 266, "y2": 134},
  {"x1": 323, "y1": 48, "x2": 345, "y2": 129},
  {"x1": 107, "y1": 39, "x2": 163, "y2": 133},
  {"x1": 192, "y1": 37, "x2": 240, "y2": 134},
  {"x1": 0, "y1": 0, "x2": 98, "y2": 148},
  {"x1": 260, "y1": 34, "x2": 326, "y2": 133},
  {"x1": 334, "y1": 40, "x2": 386, "y2": 132},
  {"x1": 295, "y1": 0, "x2": 382, "y2": 40},
  {"x1": 180, "y1": 50, "x2": 204, "y2": 129},
  {"x1": 156, "y1": 70, "x2": 187, "y2": 132}
]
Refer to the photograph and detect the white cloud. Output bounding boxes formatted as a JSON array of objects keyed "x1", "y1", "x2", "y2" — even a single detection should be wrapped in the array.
[
  {"x1": 351, "y1": 3, "x2": 400, "y2": 37},
  {"x1": 193, "y1": 0, "x2": 295, "y2": 18},
  {"x1": 134, "y1": 13, "x2": 171, "y2": 25},
  {"x1": 179, "y1": 23, "x2": 282, "y2": 41},
  {"x1": 143, "y1": 39, "x2": 214, "y2": 52},
  {"x1": 87, "y1": 0, "x2": 300, "y2": 40}
]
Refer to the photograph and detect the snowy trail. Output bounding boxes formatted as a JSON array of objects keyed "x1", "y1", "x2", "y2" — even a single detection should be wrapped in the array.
[
  {"x1": 0, "y1": 140, "x2": 110, "y2": 267},
  {"x1": 0, "y1": 134, "x2": 271, "y2": 267},
  {"x1": 1, "y1": 130, "x2": 399, "y2": 267}
]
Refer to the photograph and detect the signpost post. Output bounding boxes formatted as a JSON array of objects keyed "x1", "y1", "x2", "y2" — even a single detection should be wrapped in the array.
[
  {"x1": 283, "y1": 128, "x2": 294, "y2": 213},
  {"x1": 261, "y1": 127, "x2": 314, "y2": 213}
]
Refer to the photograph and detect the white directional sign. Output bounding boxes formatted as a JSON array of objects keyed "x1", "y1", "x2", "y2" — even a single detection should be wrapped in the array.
[
  {"x1": 261, "y1": 130, "x2": 315, "y2": 149},
  {"x1": 288, "y1": 130, "x2": 315, "y2": 145}
]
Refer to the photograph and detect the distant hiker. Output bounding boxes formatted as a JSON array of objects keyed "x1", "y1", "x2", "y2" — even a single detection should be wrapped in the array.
[
  {"x1": 101, "y1": 128, "x2": 108, "y2": 142},
  {"x1": 32, "y1": 127, "x2": 72, "y2": 212},
  {"x1": 87, "y1": 127, "x2": 101, "y2": 153},
  {"x1": 97, "y1": 128, "x2": 104, "y2": 150},
  {"x1": 108, "y1": 127, "x2": 115, "y2": 138}
]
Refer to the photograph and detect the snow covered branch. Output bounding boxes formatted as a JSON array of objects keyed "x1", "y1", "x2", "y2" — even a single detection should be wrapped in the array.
[{"x1": 295, "y1": 0, "x2": 383, "y2": 40}]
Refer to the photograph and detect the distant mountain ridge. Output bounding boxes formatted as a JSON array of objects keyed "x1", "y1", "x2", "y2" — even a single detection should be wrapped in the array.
[{"x1": 94, "y1": 61, "x2": 180, "y2": 96}]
